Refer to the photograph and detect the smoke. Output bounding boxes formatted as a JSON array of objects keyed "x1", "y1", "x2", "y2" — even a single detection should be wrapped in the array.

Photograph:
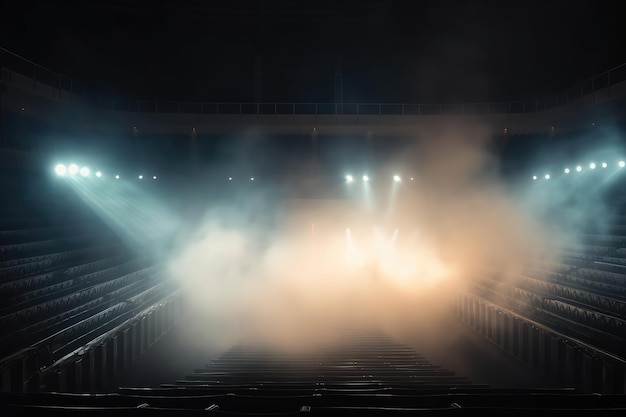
[{"x1": 167, "y1": 123, "x2": 560, "y2": 356}]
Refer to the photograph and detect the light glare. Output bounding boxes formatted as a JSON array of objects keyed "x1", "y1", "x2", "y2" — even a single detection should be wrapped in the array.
[
  {"x1": 95, "y1": 171, "x2": 102, "y2": 178},
  {"x1": 564, "y1": 168, "x2": 570, "y2": 174},
  {"x1": 115, "y1": 175, "x2": 120, "y2": 180},
  {"x1": 602, "y1": 162, "x2": 608, "y2": 168},
  {"x1": 544, "y1": 174, "x2": 550, "y2": 180},
  {"x1": 576, "y1": 166, "x2": 582, "y2": 172},
  {"x1": 362, "y1": 175, "x2": 369, "y2": 182},
  {"x1": 620, "y1": 161, "x2": 625, "y2": 168},
  {"x1": 55, "y1": 164, "x2": 67, "y2": 176},
  {"x1": 393, "y1": 175, "x2": 401, "y2": 182},
  {"x1": 590, "y1": 163, "x2": 596, "y2": 169},
  {"x1": 79, "y1": 166, "x2": 90, "y2": 177},
  {"x1": 68, "y1": 164, "x2": 79, "y2": 176},
  {"x1": 138, "y1": 175, "x2": 143, "y2": 180},
  {"x1": 345, "y1": 175, "x2": 354, "y2": 183},
  {"x1": 532, "y1": 175, "x2": 537, "y2": 180}
]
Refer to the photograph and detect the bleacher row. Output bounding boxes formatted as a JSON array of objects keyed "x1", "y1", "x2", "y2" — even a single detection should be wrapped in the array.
[
  {"x1": 2, "y1": 331, "x2": 626, "y2": 415},
  {"x1": 0, "y1": 171, "x2": 177, "y2": 392}
]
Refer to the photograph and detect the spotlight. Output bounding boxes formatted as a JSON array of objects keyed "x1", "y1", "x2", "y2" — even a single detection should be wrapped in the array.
[
  {"x1": 345, "y1": 175, "x2": 354, "y2": 183},
  {"x1": 138, "y1": 175, "x2": 143, "y2": 180},
  {"x1": 95, "y1": 171, "x2": 102, "y2": 178},
  {"x1": 55, "y1": 164, "x2": 67, "y2": 176},
  {"x1": 619, "y1": 161, "x2": 625, "y2": 168},
  {"x1": 115, "y1": 175, "x2": 120, "y2": 180},
  {"x1": 602, "y1": 162, "x2": 608, "y2": 168},
  {"x1": 68, "y1": 164, "x2": 79, "y2": 176},
  {"x1": 564, "y1": 168, "x2": 570, "y2": 174},
  {"x1": 544, "y1": 174, "x2": 550, "y2": 180},
  {"x1": 152, "y1": 175, "x2": 157, "y2": 180},
  {"x1": 393, "y1": 175, "x2": 401, "y2": 182},
  {"x1": 590, "y1": 163, "x2": 596, "y2": 170},
  {"x1": 576, "y1": 166, "x2": 582, "y2": 172},
  {"x1": 532, "y1": 175, "x2": 537, "y2": 180},
  {"x1": 250, "y1": 177, "x2": 254, "y2": 181},
  {"x1": 228, "y1": 177, "x2": 232, "y2": 181},
  {"x1": 79, "y1": 166, "x2": 90, "y2": 177},
  {"x1": 362, "y1": 175, "x2": 369, "y2": 182}
]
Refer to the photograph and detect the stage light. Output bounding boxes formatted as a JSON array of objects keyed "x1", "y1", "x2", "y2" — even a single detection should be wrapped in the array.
[
  {"x1": 68, "y1": 164, "x2": 79, "y2": 176},
  {"x1": 95, "y1": 171, "x2": 102, "y2": 178},
  {"x1": 152, "y1": 175, "x2": 157, "y2": 180},
  {"x1": 544, "y1": 174, "x2": 550, "y2": 180},
  {"x1": 362, "y1": 175, "x2": 369, "y2": 182},
  {"x1": 532, "y1": 175, "x2": 537, "y2": 180},
  {"x1": 576, "y1": 166, "x2": 582, "y2": 172},
  {"x1": 619, "y1": 161, "x2": 625, "y2": 168},
  {"x1": 79, "y1": 166, "x2": 90, "y2": 177},
  {"x1": 138, "y1": 175, "x2": 143, "y2": 180},
  {"x1": 115, "y1": 175, "x2": 120, "y2": 180},
  {"x1": 393, "y1": 175, "x2": 401, "y2": 182},
  {"x1": 345, "y1": 175, "x2": 354, "y2": 183},
  {"x1": 55, "y1": 164, "x2": 67, "y2": 176},
  {"x1": 564, "y1": 168, "x2": 570, "y2": 174},
  {"x1": 602, "y1": 162, "x2": 608, "y2": 168},
  {"x1": 590, "y1": 163, "x2": 596, "y2": 170}
]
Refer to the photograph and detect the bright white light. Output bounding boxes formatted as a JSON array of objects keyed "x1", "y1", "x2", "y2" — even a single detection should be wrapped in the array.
[
  {"x1": 564, "y1": 168, "x2": 570, "y2": 174},
  {"x1": 410, "y1": 177, "x2": 414, "y2": 181},
  {"x1": 138, "y1": 175, "x2": 143, "y2": 180},
  {"x1": 532, "y1": 175, "x2": 537, "y2": 180},
  {"x1": 95, "y1": 171, "x2": 102, "y2": 178},
  {"x1": 55, "y1": 164, "x2": 67, "y2": 176},
  {"x1": 362, "y1": 175, "x2": 369, "y2": 182},
  {"x1": 544, "y1": 174, "x2": 550, "y2": 180},
  {"x1": 619, "y1": 161, "x2": 625, "y2": 168},
  {"x1": 79, "y1": 166, "x2": 90, "y2": 177},
  {"x1": 68, "y1": 164, "x2": 79, "y2": 176},
  {"x1": 576, "y1": 166, "x2": 582, "y2": 172},
  {"x1": 115, "y1": 175, "x2": 120, "y2": 180},
  {"x1": 393, "y1": 175, "x2": 401, "y2": 182},
  {"x1": 602, "y1": 162, "x2": 608, "y2": 168},
  {"x1": 152, "y1": 175, "x2": 157, "y2": 180},
  {"x1": 345, "y1": 175, "x2": 354, "y2": 183},
  {"x1": 228, "y1": 177, "x2": 232, "y2": 181},
  {"x1": 250, "y1": 177, "x2": 254, "y2": 181},
  {"x1": 590, "y1": 163, "x2": 596, "y2": 170}
]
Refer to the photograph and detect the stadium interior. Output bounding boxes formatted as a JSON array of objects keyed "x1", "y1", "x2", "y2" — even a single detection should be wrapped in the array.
[{"x1": 1, "y1": 1, "x2": 626, "y2": 415}]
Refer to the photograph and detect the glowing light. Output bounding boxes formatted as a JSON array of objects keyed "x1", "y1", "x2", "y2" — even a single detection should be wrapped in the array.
[
  {"x1": 138, "y1": 175, "x2": 143, "y2": 180},
  {"x1": 544, "y1": 174, "x2": 550, "y2": 180},
  {"x1": 79, "y1": 166, "x2": 90, "y2": 177},
  {"x1": 410, "y1": 177, "x2": 414, "y2": 181},
  {"x1": 95, "y1": 171, "x2": 102, "y2": 178},
  {"x1": 345, "y1": 175, "x2": 354, "y2": 183},
  {"x1": 532, "y1": 175, "x2": 537, "y2": 180},
  {"x1": 250, "y1": 177, "x2": 254, "y2": 181},
  {"x1": 393, "y1": 175, "x2": 401, "y2": 182},
  {"x1": 602, "y1": 162, "x2": 608, "y2": 168},
  {"x1": 576, "y1": 166, "x2": 582, "y2": 172},
  {"x1": 55, "y1": 164, "x2": 67, "y2": 176},
  {"x1": 362, "y1": 175, "x2": 369, "y2": 182},
  {"x1": 619, "y1": 161, "x2": 625, "y2": 168},
  {"x1": 68, "y1": 164, "x2": 79, "y2": 176},
  {"x1": 228, "y1": 177, "x2": 232, "y2": 181},
  {"x1": 590, "y1": 162, "x2": 596, "y2": 170},
  {"x1": 152, "y1": 175, "x2": 157, "y2": 180},
  {"x1": 564, "y1": 168, "x2": 570, "y2": 174},
  {"x1": 115, "y1": 175, "x2": 120, "y2": 180}
]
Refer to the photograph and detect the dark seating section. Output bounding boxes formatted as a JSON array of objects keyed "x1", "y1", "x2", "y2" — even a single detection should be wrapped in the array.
[
  {"x1": 0, "y1": 155, "x2": 177, "y2": 391},
  {"x1": 1, "y1": 332, "x2": 625, "y2": 415}
]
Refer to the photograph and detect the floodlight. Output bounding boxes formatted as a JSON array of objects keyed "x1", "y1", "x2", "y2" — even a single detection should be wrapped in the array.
[
  {"x1": 576, "y1": 166, "x2": 582, "y2": 172},
  {"x1": 564, "y1": 168, "x2": 570, "y2": 174},
  {"x1": 590, "y1": 163, "x2": 596, "y2": 170},
  {"x1": 345, "y1": 175, "x2": 354, "y2": 183},
  {"x1": 68, "y1": 164, "x2": 79, "y2": 176},
  {"x1": 393, "y1": 175, "x2": 401, "y2": 182},
  {"x1": 115, "y1": 175, "x2": 120, "y2": 180},
  {"x1": 95, "y1": 171, "x2": 102, "y2": 178},
  {"x1": 138, "y1": 175, "x2": 143, "y2": 180},
  {"x1": 362, "y1": 175, "x2": 369, "y2": 182},
  {"x1": 602, "y1": 162, "x2": 608, "y2": 168},
  {"x1": 532, "y1": 175, "x2": 537, "y2": 180},
  {"x1": 250, "y1": 177, "x2": 254, "y2": 181},
  {"x1": 152, "y1": 175, "x2": 157, "y2": 180},
  {"x1": 55, "y1": 164, "x2": 67, "y2": 176},
  {"x1": 544, "y1": 174, "x2": 550, "y2": 180},
  {"x1": 79, "y1": 167, "x2": 90, "y2": 177},
  {"x1": 228, "y1": 177, "x2": 232, "y2": 181},
  {"x1": 619, "y1": 161, "x2": 625, "y2": 168}
]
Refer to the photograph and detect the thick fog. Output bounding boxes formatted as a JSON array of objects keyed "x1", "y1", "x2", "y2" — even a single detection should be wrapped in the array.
[{"x1": 166, "y1": 124, "x2": 567, "y2": 357}]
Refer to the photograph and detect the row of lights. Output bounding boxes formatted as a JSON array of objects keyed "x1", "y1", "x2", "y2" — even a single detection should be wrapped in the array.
[
  {"x1": 532, "y1": 160, "x2": 626, "y2": 180},
  {"x1": 55, "y1": 164, "x2": 157, "y2": 180},
  {"x1": 345, "y1": 174, "x2": 414, "y2": 183}
]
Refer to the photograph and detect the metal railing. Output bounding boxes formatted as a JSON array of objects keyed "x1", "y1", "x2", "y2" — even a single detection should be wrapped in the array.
[{"x1": 2, "y1": 45, "x2": 625, "y2": 116}]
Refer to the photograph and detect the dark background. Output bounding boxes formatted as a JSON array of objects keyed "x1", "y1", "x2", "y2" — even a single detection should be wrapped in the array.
[{"x1": 1, "y1": 0, "x2": 624, "y2": 103}]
